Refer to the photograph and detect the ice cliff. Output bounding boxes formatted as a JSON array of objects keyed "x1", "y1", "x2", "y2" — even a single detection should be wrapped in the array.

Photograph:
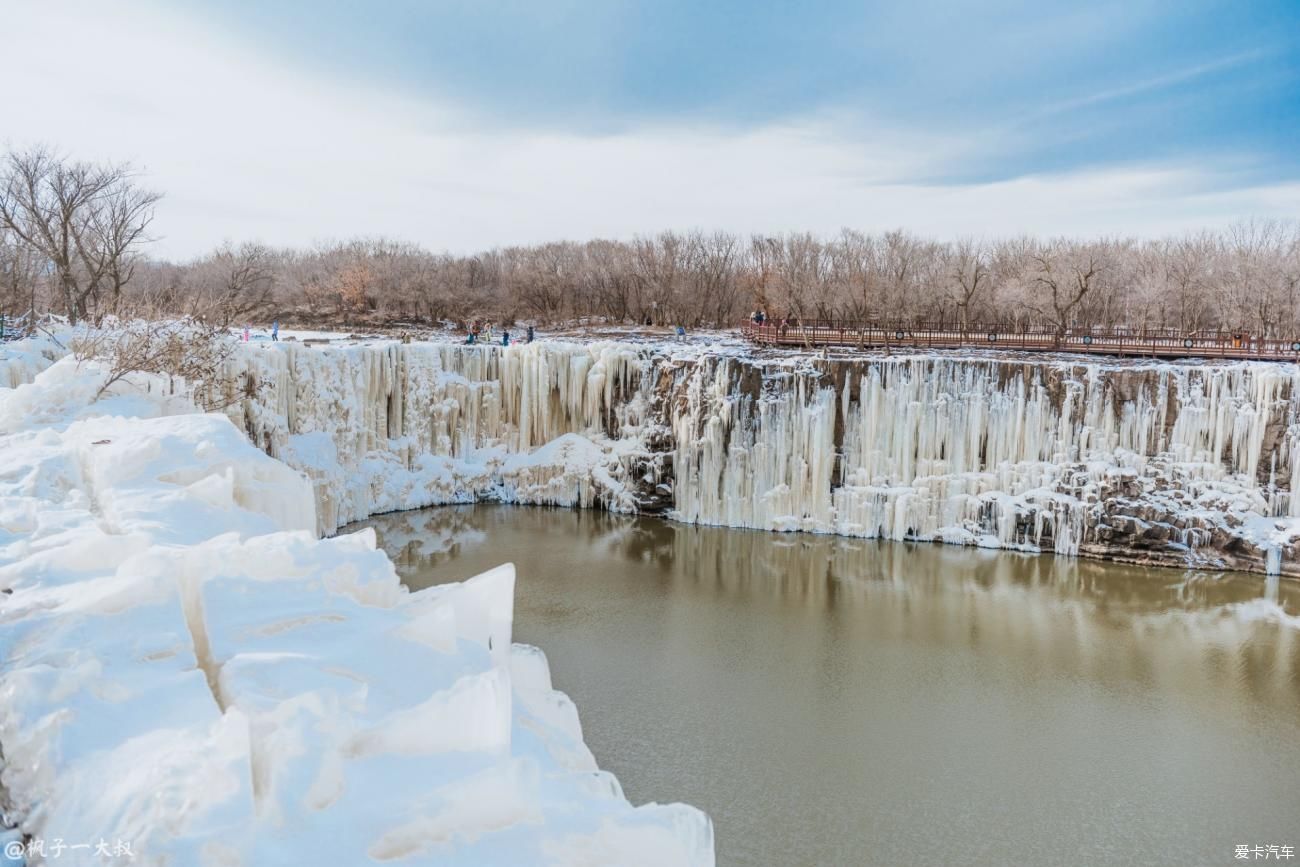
[
  {"x1": 219, "y1": 339, "x2": 1300, "y2": 575},
  {"x1": 0, "y1": 352, "x2": 713, "y2": 866}
]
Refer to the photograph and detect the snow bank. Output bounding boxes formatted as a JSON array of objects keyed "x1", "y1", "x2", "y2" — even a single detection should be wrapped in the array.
[{"x1": 0, "y1": 352, "x2": 713, "y2": 866}]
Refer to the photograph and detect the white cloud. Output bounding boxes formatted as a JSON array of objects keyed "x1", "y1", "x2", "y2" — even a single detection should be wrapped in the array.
[{"x1": 4, "y1": 0, "x2": 1296, "y2": 258}]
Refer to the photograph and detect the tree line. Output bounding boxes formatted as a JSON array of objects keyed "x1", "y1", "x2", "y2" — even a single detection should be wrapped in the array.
[{"x1": 4, "y1": 146, "x2": 1300, "y2": 335}]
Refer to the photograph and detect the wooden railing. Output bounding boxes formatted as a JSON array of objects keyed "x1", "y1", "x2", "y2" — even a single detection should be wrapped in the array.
[{"x1": 740, "y1": 320, "x2": 1300, "y2": 362}]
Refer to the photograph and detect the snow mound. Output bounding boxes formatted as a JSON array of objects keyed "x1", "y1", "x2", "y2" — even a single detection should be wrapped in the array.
[{"x1": 0, "y1": 345, "x2": 713, "y2": 866}]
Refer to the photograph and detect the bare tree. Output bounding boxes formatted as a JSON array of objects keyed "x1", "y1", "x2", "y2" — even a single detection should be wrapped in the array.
[
  {"x1": 582, "y1": 239, "x2": 635, "y2": 323},
  {"x1": 0, "y1": 146, "x2": 159, "y2": 323},
  {"x1": 1028, "y1": 244, "x2": 1101, "y2": 344},
  {"x1": 1221, "y1": 219, "x2": 1290, "y2": 336},
  {"x1": 89, "y1": 220, "x2": 1298, "y2": 335},
  {"x1": 1282, "y1": 226, "x2": 1300, "y2": 336},
  {"x1": 826, "y1": 229, "x2": 877, "y2": 322},
  {"x1": 1162, "y1": 234, "x2": 1215, "y2": 333},
  {"x1": 1, "y1": 226, "x2": 43, "y2": 327},
  {"x1": 187, "y1": 241, "x2": 276, "y2": 327},
  {"x1": 6, "y1": 147, "x2": 1297, "y2": 338},
  {"x1": 684, "y1": 231, "x2": 740, "y2": 327},
  {"x1": 948, "y1": 238, "x2": 989, "y2": 331},
  {"x1": 88, "y1": 178, "x2": 159, "y2": 318},
  {"x1": 632, "y1": 233, "x2": 685, "y2": 325}
]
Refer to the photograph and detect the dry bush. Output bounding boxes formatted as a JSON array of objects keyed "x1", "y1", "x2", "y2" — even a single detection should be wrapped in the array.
[{"x1": 71, "y1": 318, "x2": 254, "y2": 410}]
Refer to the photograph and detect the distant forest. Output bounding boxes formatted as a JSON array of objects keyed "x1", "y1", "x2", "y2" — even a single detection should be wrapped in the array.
[{"x1": 4, "y1": 146, "x2": 1300, "y2": 335}]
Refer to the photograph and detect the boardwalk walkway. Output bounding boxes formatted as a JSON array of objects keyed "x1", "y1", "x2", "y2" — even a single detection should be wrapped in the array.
[{"x1": 741, "y1": 321, "x2": 1300, "y2": 363}]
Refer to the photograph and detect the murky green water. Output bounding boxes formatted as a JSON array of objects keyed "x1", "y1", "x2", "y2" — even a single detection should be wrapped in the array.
[{"x1": 354, "y1": 505, "x2": 1300, "y2": 867}]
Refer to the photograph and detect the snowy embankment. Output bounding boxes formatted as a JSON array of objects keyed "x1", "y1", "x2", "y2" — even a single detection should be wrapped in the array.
[{"x1": 0, "y1": 345, "x2": 713, "y2": 865}]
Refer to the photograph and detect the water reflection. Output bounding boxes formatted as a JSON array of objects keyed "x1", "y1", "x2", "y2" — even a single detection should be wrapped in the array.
[
  {"x1": 362, "y1": 505, "x2": 1300, "y2": 707},
  {"x1": 368, "y1": 505, "x2": 1299, "y2": 610},
  {"x1": 353, "y1": 506, "x2": 1300, "y2": 867}
]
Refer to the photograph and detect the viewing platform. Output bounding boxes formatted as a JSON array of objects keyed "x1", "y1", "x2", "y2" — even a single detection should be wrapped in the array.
[{"x1": 741, "y1": 320, "x2": 1300, "y2": 362}]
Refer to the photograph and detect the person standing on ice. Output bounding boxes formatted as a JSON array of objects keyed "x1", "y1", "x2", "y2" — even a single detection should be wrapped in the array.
[
  {"x1": 242, "y1": 326, "x2": 250, "y2": 342},
  {"x1": 527, "y1": 324, "x2": 535, "y2": 343},
  {"x1": 502, "y1": 330, "x2": 510, "y2": 346},
  {"x1": 271, "y1": 319, "x2": 279, "y2": 341}
]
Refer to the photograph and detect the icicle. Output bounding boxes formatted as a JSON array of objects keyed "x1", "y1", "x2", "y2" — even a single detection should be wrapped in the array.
[{"x1": 214, "y1": 340, "x2": 1300, "y2": 569}]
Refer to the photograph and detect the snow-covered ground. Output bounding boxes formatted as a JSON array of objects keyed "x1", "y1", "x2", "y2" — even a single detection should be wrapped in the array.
[{"x1": 0, "y1": 343, "x2": 713, "y2": 865}]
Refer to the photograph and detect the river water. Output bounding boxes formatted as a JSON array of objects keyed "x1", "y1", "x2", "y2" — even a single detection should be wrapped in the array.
[{"x1": 354, "y1": 505, "x2": 1300, "y2": 867}]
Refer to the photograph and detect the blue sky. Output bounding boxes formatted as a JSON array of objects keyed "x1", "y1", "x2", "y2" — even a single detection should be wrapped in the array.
[
  {"x1": 4, "y1": 0, "x2": 1298, "y2": 254},
  {"x1": 172, "y1": 0, "x2": 1300, "y2": 182}
]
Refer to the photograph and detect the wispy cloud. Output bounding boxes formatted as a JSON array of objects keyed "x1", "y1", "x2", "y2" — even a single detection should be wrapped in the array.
[{"x1": 1031, "y1": 49, "x2": 1269, "y2": 118}]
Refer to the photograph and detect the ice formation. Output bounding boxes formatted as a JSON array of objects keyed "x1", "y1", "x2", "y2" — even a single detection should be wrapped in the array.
[
  {"x1": 0, "y1": 332, "x2": 64, "y2": 388},
  {"x1": 0, "y1": 350, "x2": 713, "y2": 866},
  {"x1": 220, "y1": 341, "x2": 661, "y2": 533},
  {"x1": 218, "y1": 339, "x2": 1300, "y2": 574},
  {"x1": 673, "y1": 355, "x2": 1300, "y2": 572}
]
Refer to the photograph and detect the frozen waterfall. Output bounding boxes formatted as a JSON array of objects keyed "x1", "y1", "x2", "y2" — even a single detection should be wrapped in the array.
[{"x1": 222, "y1": 340, "x2": 1300, "y2": 574}]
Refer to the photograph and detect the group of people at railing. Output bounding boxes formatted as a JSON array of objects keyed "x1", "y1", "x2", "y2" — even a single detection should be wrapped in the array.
[{"x1": 748, "y1": 309, "x2": 801, "y2": 336}]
